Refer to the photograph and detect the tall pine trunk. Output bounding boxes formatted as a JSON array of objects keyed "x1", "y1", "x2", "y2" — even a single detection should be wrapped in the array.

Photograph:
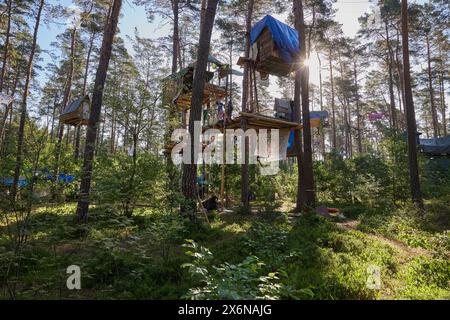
[
  {"x1": 75, "y1": 30, "x2": 96, "y2": 159},
  {"x1": 317, "y1": 52, "x2": 326, "y2": 158},
  {"x1": 354, "y1": 60, "x2": 362, "y2": 154},
  {"x1": 425, "y1": 34, "x2": 439, "y2": 137},
  {"x1": 439, "y1": 73, "x2": 447, "y2": 136},
  {"x1": 0, "y1": 0, "x2": 12, "y2": 92},
  {"x1": 76, "y1": 0, "x2": 122, "y2": 223},
  {"x1": 53, "y1": 28, "x2": 77, "y2": 197},
  {"x1": 181, "y1": 0, "x2": 219, "y2": 218},
  {"x1": 385, "y1": 20, "x2": 397, "y2": 130},
  {"x1": 401, "y1": 0, "x2": 423, "y2": 209},
  {"x1": 240, "y1": 0, "x2": 254, "y2": 211},
  {"x1": 294, "y1": 0, "x2": 315, "y2": 210},
  {"x1": 328, "y1": 47, "x2": 336, "y2": 149},
  {"x1": 11, "y1": 0, "x2": 45, "y2": 200},
  {"x1": 164, "y1": 0, "x2": 180, "y2": 208}
]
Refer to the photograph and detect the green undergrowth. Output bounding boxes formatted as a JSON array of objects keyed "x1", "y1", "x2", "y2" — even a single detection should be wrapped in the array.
[{"x1": 0, "y1": 201, "x2": 448, "y2": 300}]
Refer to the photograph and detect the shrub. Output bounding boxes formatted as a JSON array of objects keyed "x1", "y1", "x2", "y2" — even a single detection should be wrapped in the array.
[{"x1": 181, "y1": 240, "x2": 297, "y2": 300}]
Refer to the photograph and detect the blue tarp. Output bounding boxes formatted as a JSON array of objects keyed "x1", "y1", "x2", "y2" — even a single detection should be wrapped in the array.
[
  {"x1": 310, "y1": 111, "x2": 329, "y2": 119},
  {"x1": 46, "y1": 174, "x2": 76, "y2": 183},
  {"x1": 288, "y1": 131, "x2": 294, "y2": 149},
  {"x1": 1, "y1": 174, "x2": 75, "y2": 187},
  {"x1": 0, "y1": 178, "x2": 28, "y2": 187},
  {"x1": 419, "y1": 135, "x2": 450, "y2": 155},
  {"x1": 197, "y1": 175, "x2": 206, "y2": 186},
  {"x1": 250, "y1": 15, "x2": 300, "y2": 64}
]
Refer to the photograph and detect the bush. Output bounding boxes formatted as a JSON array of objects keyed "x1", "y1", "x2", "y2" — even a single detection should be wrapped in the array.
[
  {"x1": 92, "y1": 151, "x2": 165, "y2": 215},
  {"x1": 181, "y1": 240, "x2": 297, "y2": 300}
]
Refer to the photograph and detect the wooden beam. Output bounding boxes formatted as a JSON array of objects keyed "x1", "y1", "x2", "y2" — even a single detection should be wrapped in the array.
[{"x1": 239, "y1": 111, "x2": 301, "y2": 128}]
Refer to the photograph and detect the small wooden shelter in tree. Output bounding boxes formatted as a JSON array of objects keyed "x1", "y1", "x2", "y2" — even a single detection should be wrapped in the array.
[
  {"x1": 238, "y1": 15, "x2": 301, "y2": 78},
  {"x1": 162, "y1": 55, "x2": 228, "y2": 111},
  {"x1": 59, "y1": 95, "x2": 91, "y2": 126}
]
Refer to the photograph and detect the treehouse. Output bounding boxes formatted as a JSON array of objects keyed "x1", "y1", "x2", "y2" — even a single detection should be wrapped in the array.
[
  {"x1": 238, "y1": 15, "x2": 301, "y2": 77},
  {"x1": 59, "y1": 95, "x2": 91, "y2": 126},
  {"x1": 162, "y1": 55, "x2": 228, "y2": 110}
]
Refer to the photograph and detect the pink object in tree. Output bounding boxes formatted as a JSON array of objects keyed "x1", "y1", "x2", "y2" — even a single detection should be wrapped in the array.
[{"x1": 368, "y1": 112, "x2": 384, "y2": 121}]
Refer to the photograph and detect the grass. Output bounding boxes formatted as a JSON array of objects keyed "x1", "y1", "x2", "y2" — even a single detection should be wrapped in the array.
[{"x1": 0, "y1": 200, "x2": 448, "y2": 300}]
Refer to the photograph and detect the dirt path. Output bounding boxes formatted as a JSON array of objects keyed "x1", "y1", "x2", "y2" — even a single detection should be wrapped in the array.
[{"x1": 335, "y1": 220, "x2": 433, "y2": 258}]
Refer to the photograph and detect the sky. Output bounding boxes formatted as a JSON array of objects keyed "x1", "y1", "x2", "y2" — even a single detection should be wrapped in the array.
[
  {"x1": 37, "y1": 0, "x2": 376, "y2": 82},
  {"x1": 35, "y1": 0, "x2": 426, "y2": 98}
]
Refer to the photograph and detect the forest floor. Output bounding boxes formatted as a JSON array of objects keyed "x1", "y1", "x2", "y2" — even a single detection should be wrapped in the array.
[{"x1": 0, "y1": 196, "x2": 449, "y2": 300}]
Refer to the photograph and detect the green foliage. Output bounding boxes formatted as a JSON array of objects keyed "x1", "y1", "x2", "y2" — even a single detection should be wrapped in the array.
[
  {"x1": 182, "y1": 239, "x2": 296, "y2": 300},
  {"x1": 251, "y1": 175, "x2": 283, "y2": 212},
  {"x1": 358, "y1": 203, "x2": 450, "y2": 256},
  {"x1": 315, "y1": 152, "x2": 392, "y2": 207},
  {"x1": 92, "y1": 151, "x2": 165, "y2": 215},
  {"x1": 397, "y1": 257, "x2": 450, "y2": 299},
  {"x1": 420, "y1": 156, "x2": 450, "y2": 198},
  {"x1": 243, "y1": 223, "x2": 290, "y2": 263}
]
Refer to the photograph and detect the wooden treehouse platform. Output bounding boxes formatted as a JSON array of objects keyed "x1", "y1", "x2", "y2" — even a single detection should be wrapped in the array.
[
  {"x1": 175, "y1": 83, "x2": 227, "y2": 110},
  {"x1": 205, "y1": 112, "x2": 302, "y2": 132}
]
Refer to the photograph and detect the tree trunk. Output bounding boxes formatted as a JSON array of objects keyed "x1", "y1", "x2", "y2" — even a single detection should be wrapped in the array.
[
  {"x1": 164, "y1": 0, "x2": 181, "y2": 208},
  {"x1": 338, "y1": 51, "x2": 351, "y2": 158},
  {"x1": 395, "y1": 24, "x2": 406, "y2": 125},
  {"x1": 0, "y1": 64, "x2": 19, "y2": 155},
  {"x1": 328, "y1": 47, "x2": 336, "y2": 149},
  {"x1": 110, "y1": 107, "x2": 116, "y2": 153},
  {"x1": 401, "y1": 0, "x2": 423, "y2": 209},
  {"x1": 294, "y1": 69, "x2": 306, "y2": 210},
  {"x1": 385, "y1": 20, "x2": 397, "y2": 130},
  {"x1": 317, "y1": 52, "x2": 326, "y2": 158},
  {"x1": 76, "y1": 0, "x2": 122, "y2": 223},
  {"x1": 439, "y1": 73, "x2": 447, "y2": 136},
  {"x1": 172, "y1": 0, "x2": 179, "y2": 75},
  {"x1": 53, "y1": 28, "x2": 77, "y2": 197},
  {"x1": 200, "y1": 0, "x2": 207, "y2": 26},
  {"x1": 181, "y1": 0, "x2": 219, "y2": 217},
  {"x1": 124, "y1": 132, "x2": 138, "y2": 217},
  {"x1": 426, "y1": 34, "x2": 439, "y2": 138},
  {"x1": 354, "y1": 60, "x2": 362, "y2": 154},
  {"x1": 294, "y1": 0, "x2": 315, "y2": 210},
  {"x1": 75, "y1": 30, "x2": 96, "y2": 159},
  {"x1": 0, "y1": 0, "x2": 12, "y2": 92},
  {"x1": 11, "y1": 0, "x2": 45, "y2": 200},
  {"x1": 240, "y1": 0, "x2": 254, "y2": 211}
]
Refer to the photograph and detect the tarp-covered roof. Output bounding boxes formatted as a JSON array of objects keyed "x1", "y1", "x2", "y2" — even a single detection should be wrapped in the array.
[
  {"x1": 420, "y1": 135, "x2": 450, "y2": 155},
  {"x1": 61, "y1": 95, "x2": 89, "y2": 115},
  {"x1": 250, "y1": 15, "x2": 300, "y2": 63}
]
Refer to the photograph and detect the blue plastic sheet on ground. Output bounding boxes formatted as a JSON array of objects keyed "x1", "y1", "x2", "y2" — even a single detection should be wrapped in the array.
[
  {"x1": 0, "y1": 178, "x2": 28, "y2": 187},
  {"x1": 250, "y1": 15, "x2": 300, "y2": 64},
  {"x1": 45, "y1": 174, "x2": 76, "y2": 183},
  {"x1": 1, "y1": 173, "x2": 75, "y2": 187}
]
